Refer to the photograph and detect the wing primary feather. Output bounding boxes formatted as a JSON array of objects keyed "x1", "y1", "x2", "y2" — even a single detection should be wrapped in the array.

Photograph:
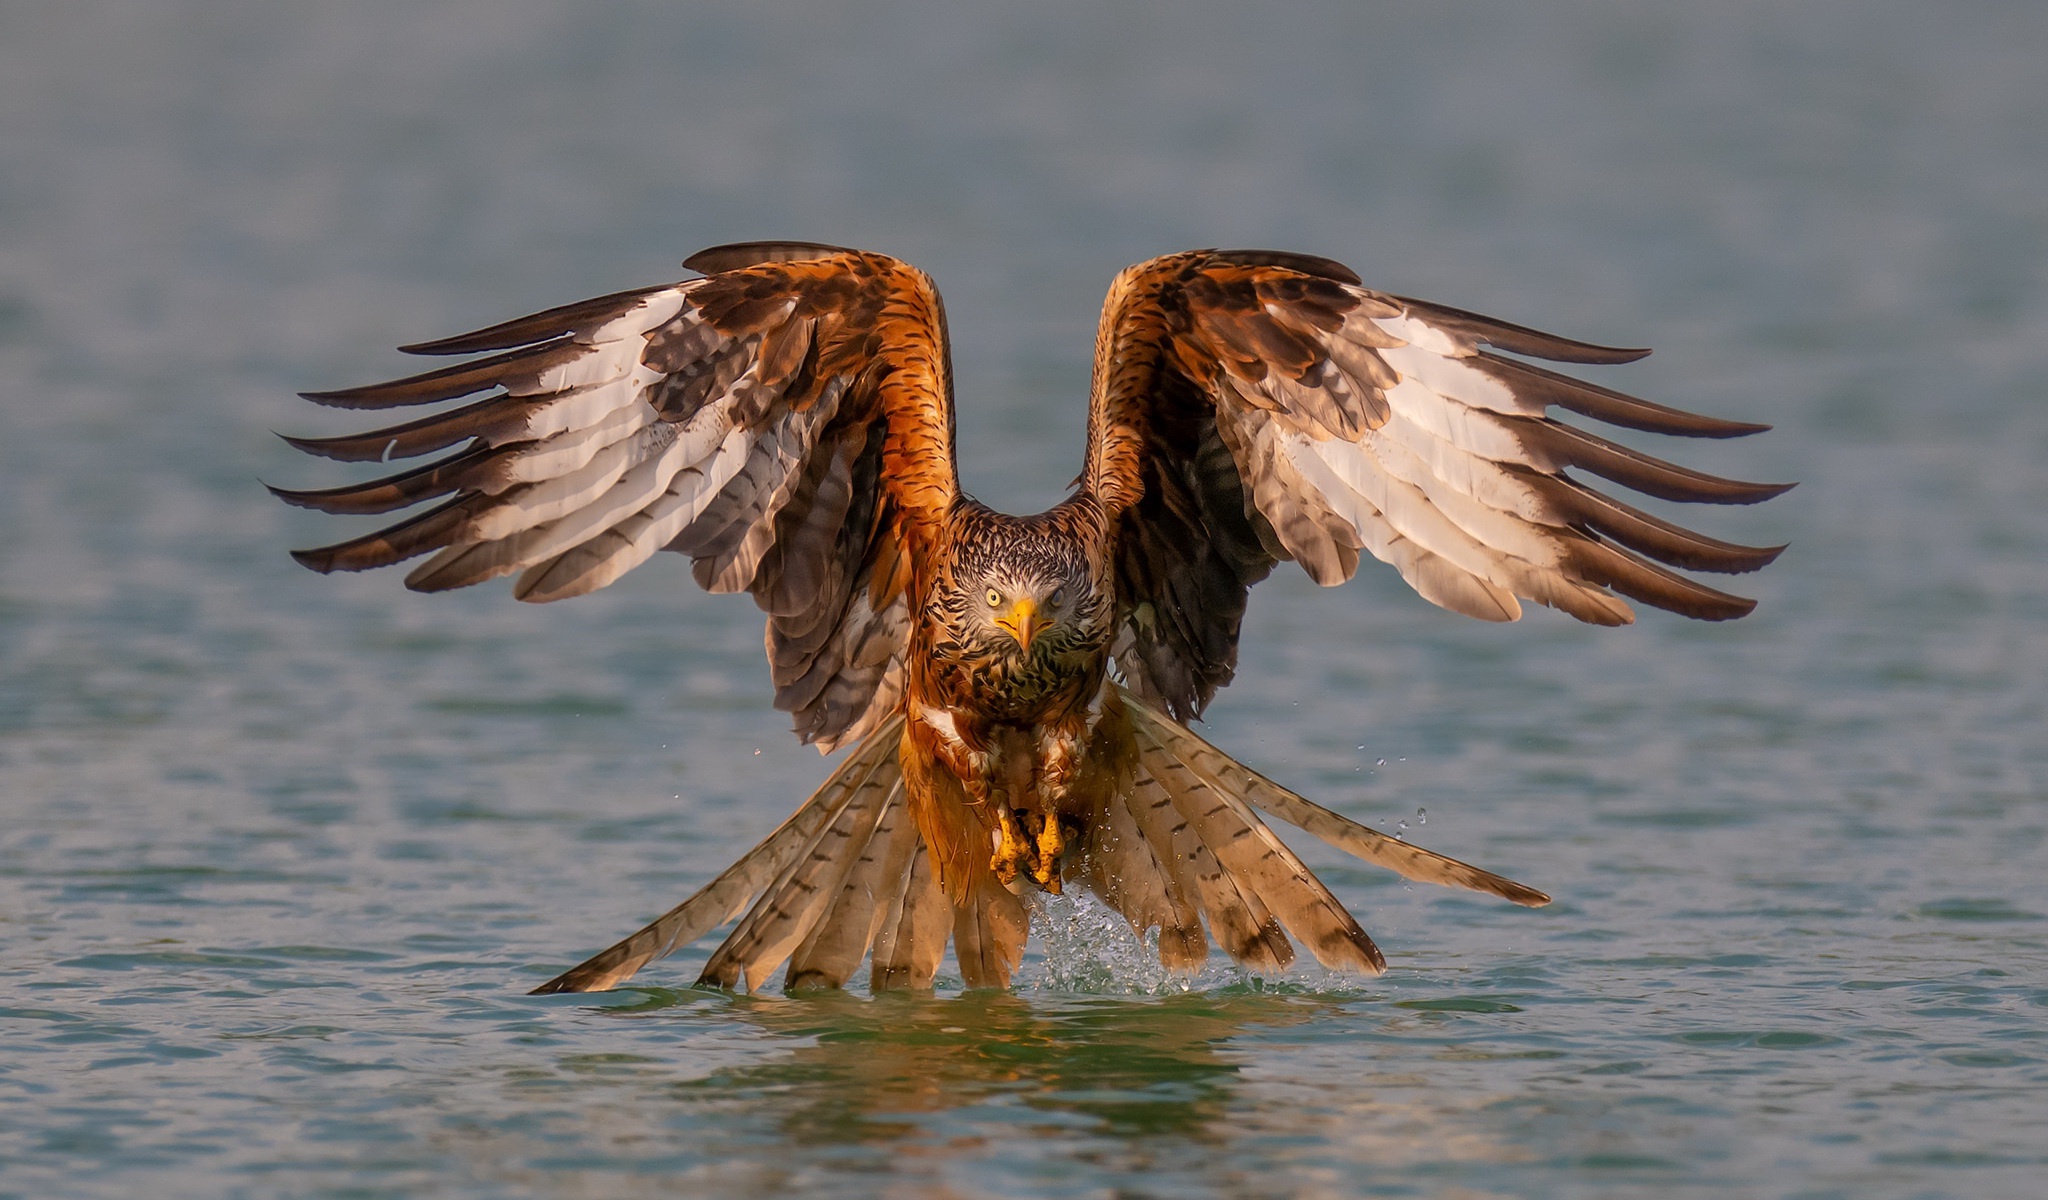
[
  {"x1": 299, "y1": 339, "x2": 583, "y2": 410},
  {"x1": 1516, "y1": 418, "x2": 1796, "y2": 505},
  {"x1": 1474, "y1": 352, "x2": 1771, "y2": 439},
  {"x1": 266, "y1": 442, "x2": 505, "y2": 515},
  {"x1": 398, "y1": 285, "x2": 678, "y2": 356},
  {"x1": 278, "y1": 395, "x2": 538, "y2": 463},
  {"x1": 1566, "y1": 538, "x2": 1761, "y2": 620},
  {"x1": 1502, "y1": 465, "x2": 1787, "y2": 574},
  {"x1": 288, "y1": 493, "x2": 482, "y2": 574},
  {"x1": 1385, "y1": 295, "x2": 1651, "y2": 364}
]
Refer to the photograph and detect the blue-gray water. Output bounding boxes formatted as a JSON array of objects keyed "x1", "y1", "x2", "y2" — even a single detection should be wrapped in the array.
[{"x1": 3, "y1": 3, "x2": 2044, "y2": 1197}]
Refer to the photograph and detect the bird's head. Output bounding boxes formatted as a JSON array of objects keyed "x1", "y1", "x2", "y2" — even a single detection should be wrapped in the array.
[{"x1": 940, "y1": 526, "x2": 1106, "y2": 662}]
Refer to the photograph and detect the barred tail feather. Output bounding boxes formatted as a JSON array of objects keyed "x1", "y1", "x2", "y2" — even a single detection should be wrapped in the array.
[
  {"x1": 784, "y1": 779, "x2": 918, "y2": 989},
  {"x1": 1120, "y1": 690, "x2": 1550, "y2": 908},
  {"x1": 1120, "y1": 754, "x2": 1293, "y2": 971},
  {"x1": 1074, "y1": 772, "x2": 1208, "y2": 970},
  {"x1": 698, "y1": 746, "x2": 898, "y2": 992},
  {"x1": 869, "y1": 836, "x2": 950, "y2": 991},
  {"x1": 1128, "y1": 713, "x2": 1386, "y2": 973},
  {"x1": 951, "y1": 876, "x2": 1030, "y2": 990},
  {"x1": 527, "y1": 714, "x2": 903, "y2": 994}
]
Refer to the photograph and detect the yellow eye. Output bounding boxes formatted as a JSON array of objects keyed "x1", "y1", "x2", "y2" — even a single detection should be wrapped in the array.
[{"x1": 985, "y1": 588, "x2": 1002, "y2": 608}]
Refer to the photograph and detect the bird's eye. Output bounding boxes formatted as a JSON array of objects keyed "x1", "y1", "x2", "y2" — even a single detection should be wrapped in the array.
[
  {"x1": 1047, "y1": 587, "x2": 1065, "y2": 609},
  {"x1": 985, "y1": 588, "x2": 1002, "y2": 608}
]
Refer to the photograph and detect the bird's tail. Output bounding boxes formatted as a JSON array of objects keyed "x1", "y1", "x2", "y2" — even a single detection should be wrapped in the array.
[
  {"x1": 530, "y1": 690, "x2": 1548, "y2": 995},
  {"x1": 530, "y1": 712, "x2": 926, "y2": 994},
  {"x1": 1085, "y1": 688, "x2": 1550, "y2": 979}
]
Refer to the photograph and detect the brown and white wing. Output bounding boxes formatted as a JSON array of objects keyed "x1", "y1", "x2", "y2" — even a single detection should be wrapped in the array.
[
  {"x1": 1082, "y1": 250, "x2": 1791, "y2": 719},
  {"x1": 277, "y1": 243, "x2": 960, "y2": 750}
]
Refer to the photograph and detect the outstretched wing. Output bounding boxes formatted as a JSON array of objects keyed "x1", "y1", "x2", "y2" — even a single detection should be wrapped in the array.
[
  {"x1": 1083, "y1": 250, "x2": 1791, "y2": 720},
  {"x1": 276, "y1": 242, "x2": 959, "y2": 751}
]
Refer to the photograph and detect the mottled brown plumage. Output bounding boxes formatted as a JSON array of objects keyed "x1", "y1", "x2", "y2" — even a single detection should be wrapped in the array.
[{"x1": 279, "y1": 242, "x2": 1789, "y2": 992}]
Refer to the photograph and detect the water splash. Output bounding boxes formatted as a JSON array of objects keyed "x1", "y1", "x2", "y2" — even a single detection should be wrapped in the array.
[{"x1": 1021, "y1": 891, "x2": 1243, "y2": 995}]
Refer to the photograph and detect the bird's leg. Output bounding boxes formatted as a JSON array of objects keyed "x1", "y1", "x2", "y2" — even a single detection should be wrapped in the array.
[
  {"x1": 914, "y1": 704, "x2": 1029, "y2": 883},
  {"x1": 1028, "y1": 723, "x2": 1085, "y2": 890},
  {"x1": 955, "y1": 767, "x2": 1031, "y2": 886},
  {"x1": 991, "y1": 729, "x2": 1041, "y2": 886},
  {"x1": 988, "y1": 803, "x2": 1030, "y2": 885}
]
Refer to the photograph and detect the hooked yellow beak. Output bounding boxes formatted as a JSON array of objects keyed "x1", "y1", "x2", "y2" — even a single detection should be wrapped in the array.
[{"x1": 995, "y1": 597, "x2": 1052, "y2": 654}]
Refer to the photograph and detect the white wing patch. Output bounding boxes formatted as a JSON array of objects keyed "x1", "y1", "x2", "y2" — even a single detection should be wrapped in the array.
[{"x1": 1215, "y1": 287, "x2": 1782, "y2": 625}]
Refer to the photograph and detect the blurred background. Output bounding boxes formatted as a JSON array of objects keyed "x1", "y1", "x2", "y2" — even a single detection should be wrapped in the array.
[{"x1": 1, "y1": 2, "x2": 2043, "y2": 1197}]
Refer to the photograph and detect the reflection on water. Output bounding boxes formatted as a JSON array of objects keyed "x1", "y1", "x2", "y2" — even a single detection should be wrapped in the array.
[
  {"x1": 641, "y1": 989, "x2": 1294, "y2": 1140},
  {"x1": 481, "y1": 986, "x2": 1355, "y2": 1196}
]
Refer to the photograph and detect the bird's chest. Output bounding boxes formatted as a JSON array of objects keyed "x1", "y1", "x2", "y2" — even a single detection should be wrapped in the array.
[
  {"x1": 908, "y1": 648, "x2": 1101, "y2": 795},
  {"x1": 919, "y1": 639, "x2": 1098, "y2": 725}
]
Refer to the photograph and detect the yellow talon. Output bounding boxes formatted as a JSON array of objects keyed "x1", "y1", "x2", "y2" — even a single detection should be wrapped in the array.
[
  {"x1": 990, "y1": 806, "x2": 1029, "y2": 883},
  {"x1": 1030, "y1": 813, "x2": 1066, "y2": 891}
]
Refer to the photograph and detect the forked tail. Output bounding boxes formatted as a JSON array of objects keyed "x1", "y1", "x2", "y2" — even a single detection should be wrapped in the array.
[{"x1": 530, "y1": 689, "x2": 1547, "y2": 995}]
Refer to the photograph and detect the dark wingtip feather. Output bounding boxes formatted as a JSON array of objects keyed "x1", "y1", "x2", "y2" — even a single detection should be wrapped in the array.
[
  {"x1": 1572, "y1": 540, "x2": 1763, "y2": 621},
  {"x1": 1732, "y1": 480, "x2": 1798, "y2": 504},
  {"x1": 1392, "y1": 294, "x2": 1652, "y2": 364},
  {"x1": 297, "y1": 382, "x2": 454, "y2": 411},
  {"x1": 294, "y1": 340, "x2": 578, "y2": 410},
  {"x1": 267, "y1": 481, "x2": 324, "y2": 511},
  {"x1": 278, "y1": 428, "x2": 407, "y2": 464},
  {"x1": 397, "y1": 284, "x2": 676, "y2": 356},
  {"x1": 1476, "y1": 353, "x2": 1774, "y2": 440},
  {"x1": 1527, "y1": 420, "x2": 1800, "y2": 506},
  {"x1": 282, "y1": 496, "x2": 471, "y2": 576},
  {"x1": 264, "y1": 443, "x2": 491, "y2": 516},
  {"x1": 288, "y1": 545, "x2": 343, "y2": 574}
]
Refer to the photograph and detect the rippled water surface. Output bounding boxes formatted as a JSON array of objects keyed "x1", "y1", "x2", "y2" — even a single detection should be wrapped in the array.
[{"x1": 4, "y1": 3, "x2": 2046, "y2": 1196}]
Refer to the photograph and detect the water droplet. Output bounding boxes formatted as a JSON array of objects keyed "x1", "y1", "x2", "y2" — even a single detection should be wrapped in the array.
[
  {"x1": 1416, "y1": 806, "x2": 1427, "y2": 826},
  {"x1": 1376, "y1": 758, "x2": 1387, "y2": 767},
  {"x1": 753, "y1": 748, "x2": 762, "y2": 756}
]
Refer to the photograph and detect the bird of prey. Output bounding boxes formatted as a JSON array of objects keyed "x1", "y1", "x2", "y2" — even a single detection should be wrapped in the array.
[{"x1": 277, "y1": 242, "x2": 1787, "y2": 993}]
